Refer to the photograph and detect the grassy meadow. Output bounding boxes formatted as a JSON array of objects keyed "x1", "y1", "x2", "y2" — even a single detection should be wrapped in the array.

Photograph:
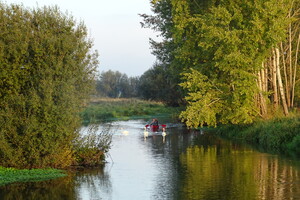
[{"x1": 80, "y1": 98, "x2": 183, "y2": 124}]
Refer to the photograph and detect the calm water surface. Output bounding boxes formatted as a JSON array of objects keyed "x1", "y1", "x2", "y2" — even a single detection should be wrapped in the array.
[{"x1": 1, "y1": 119, "x2": 300, "y2": 200}]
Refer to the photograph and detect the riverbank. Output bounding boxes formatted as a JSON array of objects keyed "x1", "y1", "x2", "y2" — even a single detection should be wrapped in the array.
[
  {"x1": 213, "y1": 116, "x2": 300, "y2": 156},
  {"x1": 0, "y1": 167, "x2": 66, "y2": 186},
  {"x1": 0, "y1": 142, "x2": 107, "y2": 186},
  {"x1": 80, "y1": 98, "x2": 183, "y2": 124},
  {"x1": 0, "y1": 126, "x2": 111, "y2": 186}
]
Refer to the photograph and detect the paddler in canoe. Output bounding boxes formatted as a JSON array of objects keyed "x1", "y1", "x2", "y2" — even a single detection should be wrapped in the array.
[{"x1": 145, "y1": 118, "x2": 166, "y2": 132}]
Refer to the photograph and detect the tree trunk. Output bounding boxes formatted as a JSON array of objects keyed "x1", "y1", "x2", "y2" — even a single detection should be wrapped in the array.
[
  {"x1": 280, "y1": 42, "x2": 291, "y2": 107},
  {"x1": 259, "y1": 62, "x2": 267, "y2": 116},
  {"x1": 264, "y1": 67, "x2": 268, "y2": 93},
  {"x1": 275, "y1": 48, "x2": 289, "y2": 115},
  {"x1": 272, "y1": 49, "x2": 279, "y2": 110},
  {"x1": 258, "y1": 71, "x2": 267, "y2": 116},
  {"x1": 288, "y1": 15, "x2": 293, "y2": 99},
  {"x1": 291, "y1": 32, "x2": 300, "y2": 107},
  {"x1": 261, "y1": 62, "x2": 267, "y2": 92}
]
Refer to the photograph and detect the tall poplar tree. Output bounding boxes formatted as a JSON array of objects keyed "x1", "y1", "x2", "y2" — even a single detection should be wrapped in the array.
[
  {"x1": 170, "y1": 0, "x2": 291, "y2": 127},
  {"x1": 144, "y1": 0, "x2": 299, "y2": 127}
]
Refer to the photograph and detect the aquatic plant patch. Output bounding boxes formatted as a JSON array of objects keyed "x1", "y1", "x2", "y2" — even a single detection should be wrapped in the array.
[{"x1": 0, "y1": 167, "x2": 66, "y2": 186}]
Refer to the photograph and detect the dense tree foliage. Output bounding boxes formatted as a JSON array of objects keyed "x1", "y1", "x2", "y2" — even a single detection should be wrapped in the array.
[
  {"x1": 136, "y1": 63, "x2": 182, "y2": 105},
  {"x1": 175, "y1": 0, "x2": 292, "y2": 127},
  {"x1": 140, "y1": 0, "x2": 184, "y2": 106},
  {"x1": 0, "y1": 3, "x2": 98, "y2": 168},
  {"x1": 143, "y1": 0, "x2": 300, "y2": 127}
]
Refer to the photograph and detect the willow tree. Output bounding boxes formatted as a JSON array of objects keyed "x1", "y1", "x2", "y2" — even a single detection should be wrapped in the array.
[
  {"x1": 170, "y1": 0, "x2": 291, "y2": 127},
  {"x1": 0, "y1": 4, "x2": 98, "y2": 168}
]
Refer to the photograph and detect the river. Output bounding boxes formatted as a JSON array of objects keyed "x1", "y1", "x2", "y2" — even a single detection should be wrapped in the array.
[{"x1": 0, "y1": 119, "x2": 300, "y2": 200}]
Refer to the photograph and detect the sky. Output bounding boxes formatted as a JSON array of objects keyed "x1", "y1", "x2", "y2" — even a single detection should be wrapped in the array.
[{"x1": 4, "y1": 0, "x2": 158, "y2": 77}]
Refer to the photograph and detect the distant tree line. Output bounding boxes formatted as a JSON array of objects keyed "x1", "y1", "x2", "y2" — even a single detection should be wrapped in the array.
[
  {"x1": 95, "y1": 68, "x2": 183, "y2": 106},
  {"x1": 96, "y1": 70, "x2": 139, "y2": 98}
]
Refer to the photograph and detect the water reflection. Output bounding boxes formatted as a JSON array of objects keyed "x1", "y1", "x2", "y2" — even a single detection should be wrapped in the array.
[
  {"x1": 0, "y1": 175, "x2": 76, "y2": 200},
  {"x1": 177, "y1": 134, "x2": 300, "y2": 200},
  {"x1": 74, "y1": 168, "x2": 112, "y2": 200},
  {"x1": 0, "y1": 120, "x2": 300, "y2": 200},
  {"x1": 0, "y1": 167, "x2": 111, "y2": 200}
]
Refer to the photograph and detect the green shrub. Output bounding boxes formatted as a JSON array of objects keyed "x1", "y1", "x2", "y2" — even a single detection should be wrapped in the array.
[
  {"x1": 73, "y1": 126, "x2": 112, "y2": 167},
  {"x1": 74, "y1": 148, "x2": 105, "y2": 167},
  {"x1": 287, "y1": 135, "x2": 300, "y2": 153},
  {"x1": 0, "y1": 3, "x2": 97, "y2": 168}
]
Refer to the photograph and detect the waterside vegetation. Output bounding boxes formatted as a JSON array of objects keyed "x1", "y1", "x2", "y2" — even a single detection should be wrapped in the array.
[
  {"x1": 212, "y1": 115, "x2": 300, "y2": 156},
  {"x1": 0, "y1": 167, "x2": 66, "y2": 186}
]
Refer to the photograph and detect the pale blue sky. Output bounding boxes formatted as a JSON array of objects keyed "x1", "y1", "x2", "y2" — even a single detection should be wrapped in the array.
[{"x1": 4, "y1": 0, "x2": 157, "y2": 76}]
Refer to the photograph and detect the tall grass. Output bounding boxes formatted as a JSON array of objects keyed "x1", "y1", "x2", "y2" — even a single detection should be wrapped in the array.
[
  {"x1": 80, "y1": 98, "x2": 182, "y2": 124},
  {"x1": 215, "y1": 116, "x2": 300, "y2": 155}
]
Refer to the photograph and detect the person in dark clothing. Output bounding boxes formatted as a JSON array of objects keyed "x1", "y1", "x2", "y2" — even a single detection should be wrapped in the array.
[
  {"x1": 149, "y1": 118, "x2": 158, "y2": 126},
  {"x1": 149, "y1": 118, "x2": 159, "y2": 131}
]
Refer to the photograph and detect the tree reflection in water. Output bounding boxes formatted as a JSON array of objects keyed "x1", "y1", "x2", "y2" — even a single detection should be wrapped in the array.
[
  {"x1": 1, "y1": 121, "x2": 300, "y2": 200},
  {"x1": 178, "y1": 133, "x2": 300, "y2": 200},
  {"x1": 0, "y1": 175, "x2": 75, "y2": 200},
  {"x1": 143, "y1": 130, "x2": 300, "y2": 200}
]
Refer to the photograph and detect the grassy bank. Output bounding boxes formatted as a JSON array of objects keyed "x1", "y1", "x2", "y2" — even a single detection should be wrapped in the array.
[
  {"x1": 214, "y1": 116, "x2": 300, "y2": 156},
  {"x1": 0, "y1": 167, "x2": 66, "y2": 186},
  {"x1": 80, "y1": 98, "x2": 182, "y2": 124}
]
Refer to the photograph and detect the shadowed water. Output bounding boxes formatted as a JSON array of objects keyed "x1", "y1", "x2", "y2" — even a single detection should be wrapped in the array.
[{"x1": 0, "y1": 119, "x2": 300, "y2": 200}]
